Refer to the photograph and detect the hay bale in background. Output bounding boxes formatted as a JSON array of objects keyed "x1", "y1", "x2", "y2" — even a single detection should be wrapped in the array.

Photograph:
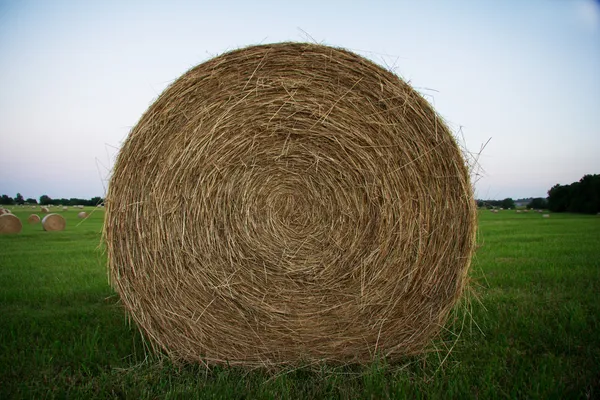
[
  {"x1": 42, "y1": 214, "x2": 66, "y2": 231},
  {"x1": 0, "y1": 214, "x2": 22, "y2": 234},
  {"x1": 28, "y1": 214, "x2": 41, "y2": 224},
  {"x1": 77, "y1": 211, "x2": 88, "y2": 219},
  {"x1": 41, "y1": 206, "x2": 49, "y2": 214},
  {"x1": 105, "y1": 42, "x2": 477, "y2": 367},
  {"x1": 62, "y1": 206, "x2": 68, "y2": 211}
]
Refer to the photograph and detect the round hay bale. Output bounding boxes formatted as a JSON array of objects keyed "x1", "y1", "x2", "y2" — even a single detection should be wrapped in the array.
[
  {"x1": 62, "y1": 206, "x2": 68, "y2": 211},
  {"x1": 105, "y1": 43, "x2": 477, "y2": 367},
  {"x1": 42, "y1": 213, "x2": 66, "y2": 231},
  {"x1": 41, "y1": 206, "x2": 49, "y2": 214},
  {"x1": 0, "y1": 213, "x2": 22, "y2": 234},
  {"x1": 77, "y1": 211, "x2": 88, "y2": 219},
  {"x1": 28, "y1": 214, "x2": 41, "y2": 224}
]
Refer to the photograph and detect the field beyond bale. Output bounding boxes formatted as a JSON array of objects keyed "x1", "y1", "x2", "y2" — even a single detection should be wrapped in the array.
[{"x1": 0, "y1": 209, "x2": 599, "y2": 398}]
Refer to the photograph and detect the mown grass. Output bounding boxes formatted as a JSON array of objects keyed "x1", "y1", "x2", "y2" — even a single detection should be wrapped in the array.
[{"x1": 0, "y1": 208, "x2": 599, "y2": 399}]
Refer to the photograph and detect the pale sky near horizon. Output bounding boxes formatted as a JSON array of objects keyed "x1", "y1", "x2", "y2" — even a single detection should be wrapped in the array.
[{"x1": 1, "y1": 0, "x2": 598, "y2": 201}]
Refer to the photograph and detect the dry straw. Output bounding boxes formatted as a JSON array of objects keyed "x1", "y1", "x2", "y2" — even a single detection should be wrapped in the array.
[
  {"x1": 28, "y1": 214, "x2": 41, "y2": 224},
  {"x1": 77, "y1": 211, "x2": 88, "y2": 219},
  {"x1": 105, "y1": 42, "x2": 477, "y2": 368},
  {"x1": 0, "y1": 214, "x2": 22, "y2": 234},
  {"x1": 41, "y1": 206, "x2": 49, "y2": 214},
  {"x1": 42, "y1": 213, "x2": 66, "y2": 231}
]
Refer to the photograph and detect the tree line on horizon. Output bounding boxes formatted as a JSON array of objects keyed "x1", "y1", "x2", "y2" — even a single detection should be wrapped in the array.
[
  {"x1": 0, "y1": 193, "x2": 104, "y2": 207},
  {"x1": 477, "y1": 174, "x2": 599, "y2": 214},
  {"x1": 547, "y1": 174, "x2": 600, "y2": 214},
  {"x1": 2, "y1": 174, "x2": 598, "y2": 214}
]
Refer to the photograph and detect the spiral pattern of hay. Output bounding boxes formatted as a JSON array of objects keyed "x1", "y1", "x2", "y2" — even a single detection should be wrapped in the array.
[
  {"x1": 105, "y1": 42, "x2": 477, "y2": 367},
  {"x1": 0, "y1": 214, "x2": 22, "y2": 234},
  {"x1": 28, "y1": 214, "x2": 41, "y2": 224},
  {"x1": 42, "y1": 214, "x2": 66, "y2": 231}
]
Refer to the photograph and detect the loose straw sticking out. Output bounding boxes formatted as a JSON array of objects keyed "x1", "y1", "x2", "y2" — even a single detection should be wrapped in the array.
[
  {"x1": 105, "y1": 42, "x2": 477, "y2": 368},
  {"x1": 0, "y1": 214, "x2": 22, "y2": 234},
  {"x1": 42, "y1": 213, "x2": 66, "y2": 231},
  {"x1": 28, "y1": 214, "x2": 41, "y2": 224}
]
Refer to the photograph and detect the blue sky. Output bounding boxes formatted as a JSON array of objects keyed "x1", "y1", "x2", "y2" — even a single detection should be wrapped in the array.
[{"x1": 0, "y1": 0, "x2": 598, "y2": 200}]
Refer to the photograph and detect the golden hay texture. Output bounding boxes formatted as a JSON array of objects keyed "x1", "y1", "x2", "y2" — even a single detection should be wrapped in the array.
[
  {"x1": 28, "y1": 214, "x2": 41, "y2": 224},
  {"x1": 0, "y1": 214, "x2": 22, "y2": 234},
  {"x1": 41, "y1": 206, "x2": 49, "y2": 214},
  {"x1": 105, "y1": 42, "x2": 477, "y2": 367},
  {"x1": 42, "y1": 213, "x2": 66, "y2": 231},
  {"x1": 77, "y1": 211, "x2": 88, "y2": 219}
]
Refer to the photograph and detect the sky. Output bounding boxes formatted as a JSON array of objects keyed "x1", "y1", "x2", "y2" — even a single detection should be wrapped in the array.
[{"x1": 0, "y1": 0, "x2": 598, "y2": 200}]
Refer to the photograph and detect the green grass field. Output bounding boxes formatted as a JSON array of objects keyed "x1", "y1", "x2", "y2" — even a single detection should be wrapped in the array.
[{"x1": 1, "y1": 208, "x2": 599, "y2": 399}]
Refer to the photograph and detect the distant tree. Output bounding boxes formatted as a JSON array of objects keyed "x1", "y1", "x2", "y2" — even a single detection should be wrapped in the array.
[
  {"x1": 547, "y1": 174, "x2": 600, "y2": 214},
  {"x1": 527, "y1": 197, "x2": 548, "y2": 210},
  {"x1": 0, "y1": 194, "x2": 15, "y2": 205},
  {"x1": 570, "y1": 174, "x2": 600, "y2": 214},
  {"x1": 39, "y1": 195, "x2": 52, "y2": 205},
  {"x1": 501, "y1": 198, "x2": 515, "y2": 209},
  {"x1": 25, "y1": 198, "x2": 38, "y2": 205},
  {"x1": 548, "y1": 184, "x2": 570, "y2": 212},
  {"x1": 15, "y1": 193, "x2": 24, "y2": 205},
  {"x1": 90, "y1": 196, "x2": 103, "y2": 206}
]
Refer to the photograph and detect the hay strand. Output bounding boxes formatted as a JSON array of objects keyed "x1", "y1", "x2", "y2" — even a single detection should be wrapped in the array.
[
  {"x1": 105, "y1": 42, "x2": 477, "y2": 367},
  {"x1": 0, "y1": 214, "x2": 22, "y2": 234},
  {"x1": 42, "y1": 213, "x2": 66, "y2": 231}
]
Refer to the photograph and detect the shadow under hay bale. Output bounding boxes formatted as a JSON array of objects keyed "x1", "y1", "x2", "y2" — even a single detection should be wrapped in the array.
[
  {"x1": 105, "y1": 42, "x2": 477, "y2": 368},
  {"x1": 0, "y1": 214, "x2": 22, "y2": 234},
  {"x1": 42, "y1": 214, "x2": 66, "y2": 231}
]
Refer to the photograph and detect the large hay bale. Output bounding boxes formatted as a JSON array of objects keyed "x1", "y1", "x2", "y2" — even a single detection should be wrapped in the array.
[
  {"x1": 105, "y1": 43, "x2": 477, "y2": 367},
  {"x1": 41, "y1": 206, "x2": 49, "y2": 214},
  {"x1": 77, "y1": 211, "x2": 88, "y2": 219},
  {"x1": 28, "y1": 214, "x2": 41, "y2": 224},
  {"x1": 42, "y1": 213, "x2": 66, "y2": 231},
  {"x1": 0, "y1": 214, "x2": 22, "y2": 234}
]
